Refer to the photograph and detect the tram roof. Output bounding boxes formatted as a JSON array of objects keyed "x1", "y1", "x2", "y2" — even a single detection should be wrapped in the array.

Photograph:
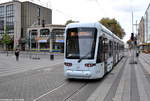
[
  {"x1": 66, "y1": 22, "x2": 101, "y2": 29},
  {"x1": 66, "y1": 22, "x2": 123, "y2": 44},
  {"x1": 100, "y1": 23, "x2": 123, "y2": 43}
]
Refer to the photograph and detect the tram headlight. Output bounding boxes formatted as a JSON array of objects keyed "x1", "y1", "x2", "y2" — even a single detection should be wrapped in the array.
[
  {"x1": 85, "y1": 63, "x2": 96, "y2": 67},
  {"x1": 64, "y1": 62, "x2": 72, "y2": 67}
]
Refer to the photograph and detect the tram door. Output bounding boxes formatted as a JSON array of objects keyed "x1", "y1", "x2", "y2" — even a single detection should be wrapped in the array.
[{"x1": 97, "y1": 36, "x2": 108, "y2": 74}]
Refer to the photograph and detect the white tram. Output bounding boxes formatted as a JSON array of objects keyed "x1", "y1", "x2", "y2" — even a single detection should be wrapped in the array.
[{"x1": 64, "y1": 22, "x2": 124, "y2": 79}]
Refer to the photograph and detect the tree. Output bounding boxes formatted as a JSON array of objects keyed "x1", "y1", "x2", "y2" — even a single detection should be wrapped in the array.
[
  {"x1": 99, "y1": 18, "x2": 125, "y2": 39},
  {"x1": 1, "y1": 34, "x2": 12, "y2": 50},
  {"x1": 65, "y1": 20, "x2": 79, "y2": 25},
  {"x1": 1, "y1": 25, "x2": 13, "y2": 51}
]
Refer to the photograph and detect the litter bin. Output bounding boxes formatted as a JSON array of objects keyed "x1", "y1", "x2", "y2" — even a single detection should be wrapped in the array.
[{"x1": 50, "y1": 54, "x2": 54, "y2": 60}]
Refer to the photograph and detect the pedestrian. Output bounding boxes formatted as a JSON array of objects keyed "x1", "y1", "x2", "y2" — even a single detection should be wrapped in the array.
[
  {"x1": 136, "y1": 50, "x2": 139, "y2": 57},
  {"x1": 15, "y1": 49, "x2": 20, "y2": 61}
]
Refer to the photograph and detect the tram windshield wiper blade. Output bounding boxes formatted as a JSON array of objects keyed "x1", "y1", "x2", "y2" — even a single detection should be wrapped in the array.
[{"x1": 78, "y1": 51, "x2": 91, "y2": 63}]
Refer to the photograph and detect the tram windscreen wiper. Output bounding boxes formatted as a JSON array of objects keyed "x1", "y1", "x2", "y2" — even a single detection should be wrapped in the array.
[{"x1": 78, "y1": 51, "x2": 91, "y2": 63}]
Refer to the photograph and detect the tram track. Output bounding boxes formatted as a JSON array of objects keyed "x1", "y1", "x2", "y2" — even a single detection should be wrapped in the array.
[
  {"x1": 0, "y1": 55, "x2": 129, "y2": 101},
  {"x1": 63, "y1": 82, "x2": 88, "y2": 101},
  {"x1": 0, "y1": 62, "x2": 67, "y2": 101},
  {"x1": 66, "y1": 80, "x2": 102, "y2": 101},
  {"x1": 33, "y1": 80, "x2": 89, "y2": 101},
  {"x1": 33, "y1": 80, "x2": 67, "y2": 101},
  {"x1": 35, "y1": 57, "x2": 128, "y2": 101},
  {"x1": 33, "y1": 78, "x2": 103, "y2": 101}
]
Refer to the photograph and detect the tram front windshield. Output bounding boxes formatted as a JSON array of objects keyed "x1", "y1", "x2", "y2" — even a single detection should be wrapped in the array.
[{"x1": 66, "y1": 28, "x2": 97, "y2": 59}]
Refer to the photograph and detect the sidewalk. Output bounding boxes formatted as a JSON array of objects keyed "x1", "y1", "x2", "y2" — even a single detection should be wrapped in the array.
[
  {"x1": 0, "y1": 53, "x2": 63, "y2": 77},
  {"x1": 0, "y1": 52, "x2": 64, "y2": 101},
  {"x1": 87, "y1": 52, "x2": 150, "y2": 101}
]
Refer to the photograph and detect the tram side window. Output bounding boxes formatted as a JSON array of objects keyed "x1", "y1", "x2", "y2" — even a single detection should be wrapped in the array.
[
  {"x1": 109, "y1": 41, "x2": 112, "y2": 57},
  {"x1": 104, "y1": 38, "x2": 109, "y2": 59},
  {"x1": 115, "y1": 42, "x2": 117, "y2": 54},
  {"x1": 118, "y1": 44, "x2": 120, "y2": 53},
  {"x1": 104, "y1": 40, "x2": 108, "y2": 51},
  {"x1": 118, "y1": 43, "x2": 119, "y2": 51},
  {"x1": 96, "y1": 37, "x2": 104, "y2": 63},
  {"x1": 120, "y1": 45, "x2": 121, "y2": 51},
  {"x1": 122, "y1": 45, "x2": 124, "y2": 51},
  {"x1": 116, "y1": 43, "x2": 117, "y2": 51},
  {"x1": 113, "y1": 42, "x2": 116, "y2": 53}
]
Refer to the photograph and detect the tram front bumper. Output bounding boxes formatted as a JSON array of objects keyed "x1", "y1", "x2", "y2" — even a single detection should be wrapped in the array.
[{"x1": 65, "y1": 70, "x2": 92, "y2": 78}]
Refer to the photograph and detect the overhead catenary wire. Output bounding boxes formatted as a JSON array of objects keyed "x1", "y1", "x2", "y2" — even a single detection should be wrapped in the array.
[
  {"x1": 20, "y1": 0, "x2": 108, "y2": 22},
  {"x1": 93, "y1": 0, "x2": 108, "y2": 17}
]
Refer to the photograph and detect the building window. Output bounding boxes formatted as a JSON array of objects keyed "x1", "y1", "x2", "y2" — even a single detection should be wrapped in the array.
[
  {"x1": 52, "y1": 29, "x2": 64, "y2": 38},
  {"x1": 30, "y1": 30, "x2": 38, "y2": 37},
  {"x1": 40, "y1": 29, "x2": 50, "y2": 36},
  {"x1": 38, "y1": 18, "x2": 40, "y2": 25},
  {"x1": 37, "y1": 8, "x2": 40, "y2": 17},
  {"x1": 0, "y1": 6, "x2": 4, "y2": 34},
  {"x1": 6, "y1": 4, "x2": 14, "y2": 17},
  {"x1": 6, "y1": 4, "x2": 14, "y2": 34},
  {"x1": 0, "y1": 20, "x2": 4, "y2": 34},
  {"x1": 0, "y1": 6, "x2": 4, "y2": 17}
]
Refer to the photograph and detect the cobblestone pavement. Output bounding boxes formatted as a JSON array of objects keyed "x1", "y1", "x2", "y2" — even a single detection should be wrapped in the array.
[
  {"x1": 0, "y1": 53, "x2": 64, "y2": 101},
  {"x1": 87, "y1": 53, "x2": 150, "y2": 101},
  {"x1": 0, "y1": 52, "x2": 150, "y2": 101}
]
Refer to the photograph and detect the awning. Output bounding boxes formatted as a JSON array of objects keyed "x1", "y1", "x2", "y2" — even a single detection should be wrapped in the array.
[
  {"x1": 55, "y1": 40, "x2": 64, "y2": 43},
  {"x1": 139, "y1": 43, "x2": 150, "y2": 46},
  {"x1": 38, "y1": 40, "x2": 47, "y2": 43},
  {"x1": 37, "y1": 37, "x2": 49, "y2": 43}
]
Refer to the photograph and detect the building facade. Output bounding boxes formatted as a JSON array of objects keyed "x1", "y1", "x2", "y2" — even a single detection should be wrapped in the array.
[
  {"x1": 27, "y1": 24, "x2": 65, "y2": 52},
  {"x1": 138, "y1": 17, "x2": 145, "y2": 44},
  {"x1": 138, "y1": 4, "x2": 150, "y2": 52},
  {"x1": 143, "y1": 4, "x2": 150, "y2": 43},
  {"x1": 0, "y1": 1, "x2": 21, "y2": 50},
  {"x1": 0, "y1": 1, "x2": 52, "y2": 50}
]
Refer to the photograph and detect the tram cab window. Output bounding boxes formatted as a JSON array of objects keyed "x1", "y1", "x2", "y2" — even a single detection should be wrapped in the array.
[{"x1": 66, "y1": 28, "x2": 97, "y2": 59}]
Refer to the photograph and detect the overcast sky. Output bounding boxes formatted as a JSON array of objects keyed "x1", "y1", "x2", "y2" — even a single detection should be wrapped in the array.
[{"x1": 0, "y1": 0, "x2": 150, "y2": 42}]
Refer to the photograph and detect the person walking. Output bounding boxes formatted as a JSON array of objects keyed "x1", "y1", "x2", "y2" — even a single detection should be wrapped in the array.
[{"x1": 15, "y1": 49, "x2": 20, "y2": 61}]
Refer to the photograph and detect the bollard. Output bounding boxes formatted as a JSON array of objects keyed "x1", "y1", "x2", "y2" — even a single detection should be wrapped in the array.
[{"x1": 50, "y1": 54, "x2": 54, "y2": 60}]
